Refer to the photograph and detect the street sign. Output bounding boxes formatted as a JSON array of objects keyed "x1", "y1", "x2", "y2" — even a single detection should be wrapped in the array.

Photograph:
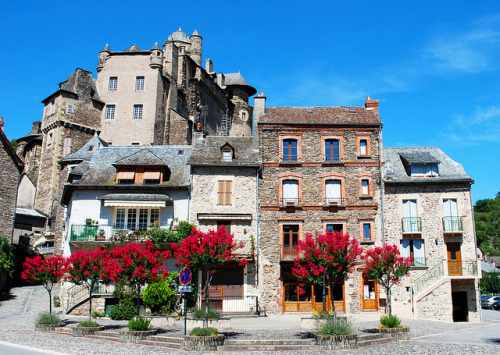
[
  {"x1": 179, "y1": 267, "x2": 192, "y2": 285},
  {"x1": 179, "y1": 285, "x2": 192, "y2": 293}
]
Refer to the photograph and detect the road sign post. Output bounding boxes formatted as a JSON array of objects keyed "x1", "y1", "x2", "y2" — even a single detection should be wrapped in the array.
[{"x1": 179, "y1": 267, "x2": 192, "y2": 336}]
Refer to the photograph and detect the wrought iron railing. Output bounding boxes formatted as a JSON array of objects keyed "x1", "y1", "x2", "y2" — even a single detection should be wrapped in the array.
[
  {"x1": 202, "y1": 296, "x2": 258, "y2": 313},
  {"x1": 323, "y1": 197, "x2": 345, "y2": 206},
  {"x1": 448, "y1": 260, "x2": 478, "y2": 277},
  {"x1": 281, "y1": 246, "x2": 300, "y2": 260},
  {"x1": 280, "y1": 154, "x2": 301, "y2": 163},
  {"x1": 411, "y1": 257, "x2": 426, "y2": 267},
  {"x1": 70, "y1": 224, "x2": 168, "y2": 242},
  {"x1": 323, "y1": 154, "x2": 344, "y2": 163},
  {"x1": 280, "y1": 198, "x2": 302, "y2": 207},
  {"x1": 442, "y1": 217, "x2": 464, "y2": 232},
  {"x1": 413, "y1": 262, "x2": 444, "y2": 294},
  {"x1": 65, "y1": 283, "x2": 114, "y2": 313},
  {"x1": 402, "y1": 217, "x2": 422, "y2": 233}
]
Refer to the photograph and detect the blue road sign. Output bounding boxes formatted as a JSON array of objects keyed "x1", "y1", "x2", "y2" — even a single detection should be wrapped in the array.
[{"x1": 179, "y1": 267, "x2": 192, "y2": 285}]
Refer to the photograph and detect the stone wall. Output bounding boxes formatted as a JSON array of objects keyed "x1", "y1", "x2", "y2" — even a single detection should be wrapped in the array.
[
  {"x1": 416, "y1": 279, "x2": 453, "y2": 322},
  {"x1": 0, "y1": 138, "x2": 20, "y2": 241},
  {"x1": 70, "y1": 297, "x2": 106, "y2": 316}
]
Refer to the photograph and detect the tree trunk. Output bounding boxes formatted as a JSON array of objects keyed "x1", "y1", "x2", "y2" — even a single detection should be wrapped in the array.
[
  {"x1": 205, "y1": 270, "x2": 210, "y2": 328},
  {"x1": 88, "y1": 282, "x2": 93, "y2": 321},
  {"x1": 328, "y1": 279, "x2": 336, "y2": 319},
  {"x1": 386, "y1": 285, "x2": 392, "y2": 316},
  {"x1": 48, "y1": 288, "x2": 52, "y2": 315},
  {"x1": 137, "y1": 284, "x2": 141, "y2": 317}
]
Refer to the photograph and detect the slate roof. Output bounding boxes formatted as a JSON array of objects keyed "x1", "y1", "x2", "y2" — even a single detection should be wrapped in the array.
[
  {"x1": 60, "y1": 133, "x2": 109, "y2": 163},
  {"x1": 167, "y1": 28, "x2": 191, "y2": 44},
  {"x1": 42, "y1": 68, "x2": 102, "y2": 103},
  {"x1": 188, "y1": 136, "x2": 260, "y2": 167},
  {"x1": 259, "y1": 106, "x2": 382, "y2": 125},
  {"x1": 113, "y1": 149, "x2": 167, "y2": 166},
  {"x1": 70, "y1": 145, "x2": 192, "y2": 186},
  {"x1": 383, "y1": 147, "x2": 473, "y2": 183},
  {"x1": 17, "y1": 121, "x2": 42, "y2": 142},
  {"x1": 124, "y1": 44, "x2": 142, "y2": 52},
  {"x1": 224, "y1": 73, "x2": 257, "y2": 96},
  {"x1": 16, "y1": 208, "x2": 47, "y2": 218}
]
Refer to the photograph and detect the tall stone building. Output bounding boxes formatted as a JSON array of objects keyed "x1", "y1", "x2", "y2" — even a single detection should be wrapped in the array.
[
  {"x1": 257, "y1": 96, "x2": 384, "y2": 313},
  {"x1": 383, "y1": 147, "x2": 481, "y2": 322},
  {"x1": 16, "y1": 121, "x2": 43, "y2": 185}
]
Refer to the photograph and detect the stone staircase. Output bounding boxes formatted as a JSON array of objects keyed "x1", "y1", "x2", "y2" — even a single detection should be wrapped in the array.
[
  {"x1": 218, "y1": 339, "x2": 318, "y2": 351},
  {"x1": 137, "y1": 335, "x2": 183, "y2": 349}
]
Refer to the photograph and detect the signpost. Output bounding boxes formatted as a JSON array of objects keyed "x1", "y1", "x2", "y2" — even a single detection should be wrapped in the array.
[{"x1": 179, "y1": 267, "x2": 192, "y2": 335}]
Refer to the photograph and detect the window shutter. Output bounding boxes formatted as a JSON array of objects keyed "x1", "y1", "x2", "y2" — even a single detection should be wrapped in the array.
[
  {"x1": 413, "y1": 240, "x2": 425, "y2": 266},
  {"x1": 283, "y1": 180, "x2": 298, "y2": 203},
  {"x1": 225, "y1": 181, "x2": 232, "y2": 205},
  {"x1": 400, "y1": 240, "x2": 410, "y2": 258},
  {"x1": 218, "y1": 180, "x2": 224, "y2": 205},
  {"x1": 325, "y1": 180, "x2": 341, "y2": 203}
]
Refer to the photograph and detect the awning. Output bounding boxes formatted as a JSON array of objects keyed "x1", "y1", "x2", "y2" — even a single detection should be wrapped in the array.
[
  {"x1": 197, "y1": 213, "x2": 252, "y2": 221},
  {"x1": 144, "y1": 170, "x2": 161, "y2": 180},
  {"x1": 101, "y1": 193, "x2": 171, "y2": 207}
]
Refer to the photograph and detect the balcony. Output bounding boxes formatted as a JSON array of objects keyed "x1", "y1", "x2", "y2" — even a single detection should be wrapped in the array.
[
  {"x1": 448, "y1": 260, "x2": 478, "y2": 277},
  {"x1": 281, "y1": 246, "x2": 300, "y2": 260},
  {"x1": 323, "y1": 197, "x2": 345, "y2": 207},
  {"x1": 323, "y1": 154, "x2": 344, "y2": 164},
  {"x1": 280, "y1": 198, "x2": 302, "y2": 208},
  {"x1": 410, "y1": 257, "x2": 426, "y2": 267},
  {"x1": 280, "y1": 155, "x2": 301, "y2": 164},
  {"x1": 442, "y1": 217, "x2": 464, "y2": 233},
  {"x1": 70, "y1": 224, "x2": 169, "y2": 243},
  {"x1": 401, "y1": 217, "x2": 422, "y2": 233}
]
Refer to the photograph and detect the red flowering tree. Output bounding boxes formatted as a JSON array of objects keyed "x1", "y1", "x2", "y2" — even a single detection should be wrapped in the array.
[
  {"x1": 65, "y1": 248, "x2": 115, "y2": 321},
  {"x1": 21, "y1": 255, "x2": 67, "y2": 315},
  {"x1": 292, "y1": 232, "x2": 363, "y2": 317},
  {"x1": 363, "y1": 244, "x2": 412, "y2": 316},
  {"x1": 107, "y1": 240, "x2": 171, "y2": 316},
  {"x1": 173, "y1": 226, "x2": 247, "y2": 327}
]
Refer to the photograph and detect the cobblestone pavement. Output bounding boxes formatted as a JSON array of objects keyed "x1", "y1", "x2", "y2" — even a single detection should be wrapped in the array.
[{"x1": 0, "y1": 285, "x2": 499, "y2": 354}]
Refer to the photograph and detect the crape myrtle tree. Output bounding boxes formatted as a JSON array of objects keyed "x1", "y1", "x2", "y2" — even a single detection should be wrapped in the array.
[
  {"x1": 65, "y1": 248, "x2": 115, "y2": 321},
  {"x1": 21, "y1": 255, "x2": 67, "y2": 315},
  {"x1": 173, "y1": 226, "x2": 247, "y2": 327},
  {"x1": 363, "y1": 244, "x2": 412, "y2": 316},
  {"x1": 292, "y1": 231, "x2": 363, "y2": 318},
  {"x1": 107, "y1": 240, "x2": 170, "y2": 317}
]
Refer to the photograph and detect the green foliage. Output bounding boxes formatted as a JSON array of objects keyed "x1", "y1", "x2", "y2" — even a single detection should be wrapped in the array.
[
  {"x1": 193, "y1": 308, "x2": 221, "y2": 319},
  {"x1": 127, "y1": 316, "x2": 153, "y2": 331},
  {"x1": 312, "y1": 310, "x2": 335, "y2": 319},
  {"x1": 142, "y1": 272, "x2": 178, "y2": 315},
  {"x1": 0, "y1": 236, "x2": 15, "y2": 278},
  {"x1": 92, "y1": 311, "x2": 106, "y2": 318},
  {"x1": 474, "y1": 195, "x2": 500, "y2": 256},
  {"x1": 380, "y1": 314, "x2": 402, "y2": 328},
  {"x1": 316, "y1": 318, "x2": 353, "y2": 336},
  {"x1": 36, "y1": 312, "x2": 60, "y2": 325},
  {"x1": 9, "y1": 138, "x2": 17, "y2": 152},
  {"x1": 189, "y1": 327, "x2": 219, "y2": 336},
  {"x1": 53, "y1": 295, "x2": 60, "y2": 307},
  {"x1": 112, "y1": 284, "x2": 138, "y2": 301},
  {"x1": 145, "y1": 220, "x2": 195, "y2": 244},
  {"x1": 109, "y1": 299, "x2": 137, "y2": 320},
  {"x1": 77, "y1": 321, "x2": 100, "y2": 328},
  {"x1": 481, "y1": 272, "x2": 500, "y2": 294}
]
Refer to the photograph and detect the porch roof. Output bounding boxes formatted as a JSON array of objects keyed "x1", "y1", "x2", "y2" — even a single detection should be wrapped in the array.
[{"x1": 100, "y1": 193, "x2": 171, "y2": 207}]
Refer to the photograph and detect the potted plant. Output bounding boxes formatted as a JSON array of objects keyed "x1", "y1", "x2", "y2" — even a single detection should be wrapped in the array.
[
  {"x1": 119, "y1": 316, "x2": 157, "y2": 342},
  {"x1": 314, "y1": 317, "x2": 357, "y2": 350},
  {"x1": 34, "y1": 312, "x2": 64, "y2": 332},
  {"x1": 72, "y1": 320, "x2": 104, "y2": 337},
  {"x1": 184, "y1": 327, "x2": 224, "y2": 351}
]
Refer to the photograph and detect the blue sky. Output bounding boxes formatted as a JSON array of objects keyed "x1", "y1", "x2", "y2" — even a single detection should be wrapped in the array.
[{"x1": 1, "y1": 1, "x2": 499, "y2": 202}]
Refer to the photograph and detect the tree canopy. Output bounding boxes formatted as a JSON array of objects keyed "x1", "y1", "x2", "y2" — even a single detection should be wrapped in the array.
[{"x1": 474, "y1": 192, "x2": 500, "y2": 256}]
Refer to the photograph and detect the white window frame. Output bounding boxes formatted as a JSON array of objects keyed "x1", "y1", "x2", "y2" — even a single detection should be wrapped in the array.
[
  {"x1": 109, "y1": 77, "x2": 117, "y2": 91},
  {"x1": 114, "y1": 207, "x2": 160, "y2": 231},
  {"x1": 360, "y1": 140, "x2": 367, "y2": 155},
  {"x1": 133, "y1": 104, "x2": 143, "y2": 119},
  {"x1": 136, "y1": 76, "x2": 144, "y2": 91},
  {"x1": 361, "y1": 179, "x2": 369, "y2": 195},
  {"x1": 411, "y1": 164, "x2": 439, "y2": 177},
  {"x1": 67, "y1": 104, "x2": 74, "y2": 114},
  {"x1": 283, "y1": 180, "x2": 299, "y2": 205},
  {"x1": 105, "y1": 105, "x2": 115, "y2": 120},
  {"x1": 223, "y1": 151, "x2": 232, "y2": 162},
  {"x1": 325, "y1": 179, "x2": 341, "y2": 204}
]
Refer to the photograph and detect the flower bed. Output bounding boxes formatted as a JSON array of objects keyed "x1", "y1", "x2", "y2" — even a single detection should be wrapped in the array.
[
  {"x1": 371, "y1": 326, "x2": 410, "y2": 341},
  {"x1": 315, "y1": 334, "x2": 358, "y2": 350},
  {"x1": 35, "y1": 323, "x2": 64, "y2": 332},
  {"x1": 186, "y1": 318, "x2": 231, "y2": 331},
  {"x1": 119, "y1": 330, "x2": 157, "y2": 342},
  {"x1": 72, "y1": 326, "x2": 104, "y2": 337},
  {"x1": 184, "y1": 335, "x2": 225, "y2": 351}
]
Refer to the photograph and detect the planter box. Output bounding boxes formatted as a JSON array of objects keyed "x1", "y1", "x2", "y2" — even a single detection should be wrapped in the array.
[
  {"x1": 119, "y1": 330, "x2": 157, "y2": 342},
  {"x1": 371, "y1": 326, "x2": 410, "y2": 341},
  {"x1": 301, "y1": 316, "x2": 347, "y2": 329},
  {"x1": 186, "y1": 318, "x2": 230, "y2": 331},
  {"x1": 72, "y1": 326, "x2": 104, "y2": 337},
  {"x1": 184, "y1": 335, "x2": 225, "y2": 351},
  {"x1": 148, "y1": 316, "x2": 178, "y2": 327},
  {"x1": 315, "y1": 334, "x2": 358, "y2": 350},
  {"x1": 35, "y1": 323, "x2": 64, "y2": 332}
]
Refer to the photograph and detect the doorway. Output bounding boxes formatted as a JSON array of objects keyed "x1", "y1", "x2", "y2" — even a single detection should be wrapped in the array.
[
  {"x1": 363, "y1": 279, "x2": 378, "y2": 311},
  {"x1": 452, "y1": 291, "x2": 468, "y2": 322},
  {"x1": 447, "y1": 242, "x2": 462, "y2": 276}
]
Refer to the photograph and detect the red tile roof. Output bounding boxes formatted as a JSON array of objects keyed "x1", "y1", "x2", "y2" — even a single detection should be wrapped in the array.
[{"x1": 259, "y1": 106, "x2": 382, "y2": 125}]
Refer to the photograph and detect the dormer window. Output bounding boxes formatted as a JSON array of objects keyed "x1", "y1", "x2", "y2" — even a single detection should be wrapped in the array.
[
  {"x1": 411, "y1": 164, "x2": 439, "y2": 177},
  {"x1": 116, "y1": 168, "x2": 136, "y2": 184},
  {"x1": 143, "y1": 169, "x2": 161, "y2": 184},
  {"x1": 115, "y1": 166, "x2": 170, "y2": 184},
  {"x1": 223, "y1": 151, "x2": 232, "y2": 162}
]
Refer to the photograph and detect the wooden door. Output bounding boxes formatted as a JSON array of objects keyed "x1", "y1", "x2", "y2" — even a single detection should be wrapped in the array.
[
  {"x1": 363, "y1": 280, "x2": 378, "y2": 310},
  {"x1": 447, "y1": 242, "x2": 462, "y2": 276}
]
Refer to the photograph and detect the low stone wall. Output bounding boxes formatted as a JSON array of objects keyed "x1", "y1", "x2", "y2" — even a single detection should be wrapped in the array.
[
  {"x1": 119, "y1": 330, "x2": 157, "y2": 342},
  {"x1": 301, "y1": 317, "x2": 348, "y2": 329},
  {"x1": 148, "y1": 316, "x2": 179, "y2": 328},
  {"x1": 315, "y1": 334, "x2": 358, "y2": 350},
  {"x1": 72, "y1": 326, "x2": 104, "y2": 337},
  {"x1": 184, "y1": 335, "x2": 225, "y2": 351},
  {"x1": 35, "y1": 324, "x2": 64, "y2": 332},
  {"x1": 371, "y1": 326, "x2": 410, "y2": 341},
  {"x1": 186, "y1": 318, "x2": 231, "y2": 331}
]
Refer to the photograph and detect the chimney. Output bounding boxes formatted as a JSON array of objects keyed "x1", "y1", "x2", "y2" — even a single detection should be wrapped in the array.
[
  {"x1": 32, "y1": 121, "x2": 42, "y2": 134},
  {"x1": 0, "y1": 117, "x2": 4, "y2": 131},
  {"x1": 205, "y1": 58, "x2": 213, "y2": 73},
  {"x1": 365, "y1": 96, "x2": 379, "y2": 115},
  {"x1": 216, "y1": 73, "x2": 225, "y2": 87},
  {"x1": 253, "y1": 92, "x2": 267, "y2": 137}
]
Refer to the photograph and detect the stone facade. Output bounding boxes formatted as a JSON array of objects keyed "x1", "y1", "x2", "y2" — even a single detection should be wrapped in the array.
[{"x1": 16, "y1": 121, "x2": 42, "y2": 185}]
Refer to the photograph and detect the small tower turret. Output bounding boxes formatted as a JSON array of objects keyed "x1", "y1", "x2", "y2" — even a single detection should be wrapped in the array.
[
  {"x1": 97, "y1": 44, "x2": 110, "y2": 72},
  {"x1": 149, "y1": 42, "x2": 163, "y2": 69},
  {"x1": 189, "y1": 29, "x2": 202, "y2": 66}
]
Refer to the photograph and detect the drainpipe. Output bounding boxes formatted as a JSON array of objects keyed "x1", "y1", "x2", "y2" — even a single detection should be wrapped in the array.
[
  {"x1": 255, "y1": 165, "x2": 261, "y2": 315},
  {"x1": 469, "y1": 185, "x2": 481, "y2": 322},
  {"x1": 378, "y1": 128, "x2": 386, "y2": 245}
]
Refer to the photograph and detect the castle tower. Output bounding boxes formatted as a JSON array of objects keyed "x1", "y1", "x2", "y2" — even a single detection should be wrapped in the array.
[
  {"x1": 149, "y1": 42, "x2": 163, "y2": 69},
  {"x1": 97, "y1": 44, "x2": 111, "y2": 72},
  {"x1": 224, "y1": 73, "x2": 257, "y2": 137},
  {"x1": 189, "y1": 30, "x2": 202, "y2": 67}
]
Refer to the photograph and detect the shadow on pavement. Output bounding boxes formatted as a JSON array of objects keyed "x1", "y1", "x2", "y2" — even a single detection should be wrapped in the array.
[{"x1": 484, "y1": 338, "x2": 500, "y2": 345}]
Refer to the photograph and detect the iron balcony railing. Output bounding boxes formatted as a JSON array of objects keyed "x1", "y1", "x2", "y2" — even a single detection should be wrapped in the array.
[
  {"x1": 201, "y1": 296, "x2": 258, "y2": 313},
  {"x1": 413, "y1": 262, "x2": 444, "y2": 294},
  {"x1": 323, "y1": 197, "x2": 345, "y2": 206},
  {"x1": 410, "y1": 257, "x2": 426, "y2": 267},
  {"x1": 70, "y1": 224, "x2": 169, "y2": 242},
  {"x1": 281, "y1": 246, "x2": 300, "y2": 260},
  {"x1": 448, "y1": 260, "x2": 478, "y2": 277},
  {"x1": 323, "y1": 154, "x2": 344, "y2": 163},
  {"x1": 280, "y1": 154, "x2": 301, "y2": 163},
  {"x1": 401, "y1": 217, "x2": 422, "y2": 233},
  {"x1": 280, "y1": 198, "x2": 302, "y2": 207},
  {"x1": 442, "y1": 217, "x2": 464, "y2": 232}
]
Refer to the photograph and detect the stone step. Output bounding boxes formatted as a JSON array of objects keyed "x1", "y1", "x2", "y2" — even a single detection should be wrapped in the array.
[
  {"x1": 96, "y1": 331, "x2": 120, "y2": 338},
  {"x1": 147, "y1": 335, "x2": 183, "y2": 343},
  {"x1": 87, "y1": 335, "x2": 122, "y2": 342},
  {"x1": 358, "y1": 333, "x2": 385, "y2": 341},
  {"x1": 358, "y1": 337, "x2": 395, "y2": 347},
  {"x1": 136, "y1": 340, "x2": 182, "y2": 349},
  {"x1": 218, "y1": 345, "x2": 319, "y2": 351},
  {"x1": 51, "y1": 327, "x2": 72, "y2": 335},
  {"x1": 225, "y1": 339, "x2": 315, "y2": 346}
]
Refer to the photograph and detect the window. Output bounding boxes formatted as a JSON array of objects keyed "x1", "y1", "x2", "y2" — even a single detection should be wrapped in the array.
[
  {"x1": 217, "y1": 180, "x2": 232, "y2": 206},
  {"x1": 127, "y1": 209, "x2": 137, "y2": 230},
  {"x1": 223, "y1": 151, "x2": 232, "y2": 162},
  {"x1": 241, "y1": 111, "x2": 247, "y2": 121},
  {"x1": 133, "y1": 105, "x2": 143, "y2": 119},
  {"x1": 67, "y1": 104, "x2": 74, "y2": 114},
  {"x1": 360, "y1": 140, "x2": 367, "y2": 155},
  {"x1": 443, "y1": 199, "x2": 460, "y2": 231},
  {"x1": 105, "y1": 105, "x2": 115, "y2": 120},
  {"x1": 282, "y1": 224, "x2": 300, "y2": 259},
  {"x1": 109, "y1": 77, "x2": 117, "y2": 91},
  {"x1": 116, "y1": 168, "x2": 135, "y2": 184},
  {"x1": 400, "y1": 239, "x2": 425, "y2": 266},
  {"x1": 115, "y1": 208, "x2": 126, "y2": 229},
  {"x1": 411, "y1": 164, "x2": 439, "y2": 177},
  {"x1": 282, "y1": 180, "x2": 299, "y2": 205},
  {"x1": 363, "y1": 223, "x2": 371, "y2": 240},
  {"x1": 358, "y1": 173, "x2": 373, "y2": 197},
  {"x1": 50, "y1": 101, "x2": 55, "y2": 115},
  {"x1": 402, "y1": 200, "x2": 419, "y2": 232},
  {"x1": 325, "y1": 180, "x2": 342, "y2": 205},
  {"x1": 282, "y1": 139, "x2": 298, "y2": 162},
  {"x1": 217, "y1": 220, "x2": 231, "y2": 234},
  {"x1": 115, "y1": 208, "x2": 159, "y2": 231},
  {"x1": 136, "y1": 76, "x2": 144, "y2": 91},
  {"x1": 324, "y1": 139, "x2": 340, "y2": 162},
  {"x1": 361, "y1": 180, "x2": 369, "y2": 195},
  {"x1": 326, "y1": 224, "x2": 343, "y2": 234},
  {"x1": 357, "y1": 135, "x2": 371, "y2": 156},
  {"x1": 143, "y1": 169, "x2": 161, "y2": 184}
]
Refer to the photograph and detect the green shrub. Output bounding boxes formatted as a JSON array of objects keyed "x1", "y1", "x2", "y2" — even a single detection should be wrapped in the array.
[
  {"x1": 189, "y1": 327, "x2": 219, "y2": 336},
  {"x1": 109, "y1": 299, "x2": 136, "y2": 320},
  {"x1": 127, "y1": 316, "x2": 153, "y2": 331},
  {"x1": 316, "y1": 318, "x2": 353, "y2": 336},
  {"x1": 380, "y1": 314, "x2": 402, "y2": 328},
  {"x1": 193, "y1": 308, "x2": 221, "y2": 319},
  {"x1": 0, "y1": 236, "x2": 15, "y2": 278},
  {"x1": 92, "y1": 311, "x2": 106, "y2": 318},
  {"x1": 77, "y1": 321, "x2": 100, "y2": 328},
  {"x1": 53, "y1": 295, "x2": 60, "y2": 307},
  {"x1": 142, "y1": 272, "x2": 178, "y2": 315},
  {"x1": 36, "y1": 312, "x2": 60, "y2": 325},
  {"x1": 481, "y1": 273, "x2": 500, "y2": 294},
  {"x1": 312, "y1": 310, "x2": 335, "y2": 319}
]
